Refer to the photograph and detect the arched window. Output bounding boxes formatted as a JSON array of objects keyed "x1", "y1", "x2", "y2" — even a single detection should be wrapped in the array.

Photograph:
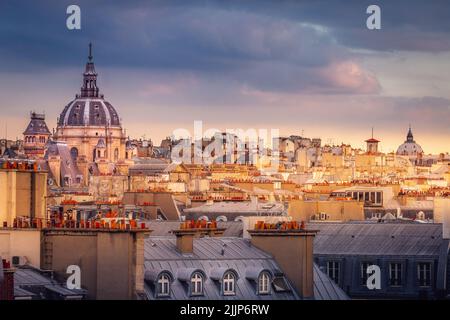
[
  {"x1": 70, "y1": 147, "x2": 78, "y2": 161},
  {"x1": 126, "y1": 152, "x2": 129, "y2": 159},
  {"x1": 157, "y1": 273, "x2": 171, "y2": 297},
  {"x1": 223, "y1": 272, "x2": 236, "y2": 296},
  {"x1": 258, "y1": 272, "x2": 271, "y2": 294},
  {"x1": 191, "y1": 272, "x2": 204, "y2": 296},
  {"x1": 114, "y1": 148, "x2": 119, "y2": 161},
  {"x1": 98, "y1": 150, "x2": 101, "y2": 158}
]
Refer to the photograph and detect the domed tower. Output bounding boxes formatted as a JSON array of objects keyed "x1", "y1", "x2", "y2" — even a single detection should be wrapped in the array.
[
  {"x1": 54, "y1": 44, "x2": 126, "y2": 164},
  {"x1": 396, "y1": 125, "x2": 423, "y2": 157}
]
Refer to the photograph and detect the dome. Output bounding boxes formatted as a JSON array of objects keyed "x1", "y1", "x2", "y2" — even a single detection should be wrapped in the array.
[
  {"x1": 57, "y1": 43, "x2": 121, "y2": 128},
  {"x1": 397, "y1": 142, "x2": 423, "y2": 156},
  {"x1": 396, "y1": 126, "x2": 423, "y2": 156},
  {"x1": 58, "y1": 98, "x2": 121, "y2": 127}
]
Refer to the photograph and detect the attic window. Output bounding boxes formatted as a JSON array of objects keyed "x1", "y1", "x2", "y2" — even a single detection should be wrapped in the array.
[
  {"x1": 157, "y1": 273, "x2": 171, "y2": 297},
  {"x1": 223, "y1": 271, "x2": 236, "y2": 296},
  {"x1": 258, "y1": 272, "x2": 271, "y2": 295},
  {"x1": 190, "y1": 272, "x2": 204, "y2": 296},
  {"x1": 272, "y1": 276, "x2": 291, "y2": 293}
]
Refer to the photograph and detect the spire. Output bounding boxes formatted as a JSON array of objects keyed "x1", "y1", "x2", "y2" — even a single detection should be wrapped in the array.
[
  {"x1": 88, "y1": 42, "x2": 93, "y2": 62},
  {"x1": 406, "y1": 125, "x2": 414, "y2": 143},
  {"x1": 80, "y1": 43, "x2": 100, "y2": 98}
]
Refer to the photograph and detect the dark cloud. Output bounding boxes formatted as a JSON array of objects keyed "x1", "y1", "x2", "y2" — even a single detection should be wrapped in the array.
[{"x1": 0, "y1": 0, "x2": 388, "y2": 94}]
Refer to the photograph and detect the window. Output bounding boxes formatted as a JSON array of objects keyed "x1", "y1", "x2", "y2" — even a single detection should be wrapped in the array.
[
  {"x1": 223, "y1": 272, "x2": 236, "y2": 296},
  {"x1": 191, "y1": 272, "x2": 204, "y2": 296},
  {"x1": 258, "y1": 272, "x2": 270, "y2": 294},
  {"x1": 417, "y1": 263, "x2": 432, "y2": 287},
  {"x1": 389, "y1": 263, "x2": 403, "y2": 287},
  {"x1": 358, "y1": 192, "x2": 363, "y2": 201},
  {"x1": 326, "y1": 261, "x2": 340, "y2": 285},
  {"x1": 376, "y1": 192, "x2": 382, "y2": 205},
  {"x1": 157, "y1": 274, "x2": 171, "y2": 297},
  {"x1": 320, "y1": 212, "x2": 328, "y2": 220},
  {"x1": 70, "y1": 147, "x2": 78, "y2": 161},
  {"x1": 114, "y1": 148, "x2": 119, "y2": 161},
  {"x1": 272, "y1": 276, "x2": 291, "y2": 292}
]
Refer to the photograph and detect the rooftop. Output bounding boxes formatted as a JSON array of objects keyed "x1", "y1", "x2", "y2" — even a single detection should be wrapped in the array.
[{"x1": 144, "y1": 236, "x2": 348, "y2": 300}]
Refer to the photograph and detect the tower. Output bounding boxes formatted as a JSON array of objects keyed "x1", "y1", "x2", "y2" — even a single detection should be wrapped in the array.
[
  {"x1": 54, "y1": 43, "x2": 126, "y2": 165},
  {"x1": 365, "y1": 128, "x2": 380, "y2": 154},
  {"x1": 23, "y1": 112, "x2": 51, "y2": 159}
]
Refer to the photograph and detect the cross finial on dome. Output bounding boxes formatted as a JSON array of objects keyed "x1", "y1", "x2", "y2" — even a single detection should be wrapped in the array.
[{"x1": 88, "y1": 42, "x2": 93, "y2": 62}]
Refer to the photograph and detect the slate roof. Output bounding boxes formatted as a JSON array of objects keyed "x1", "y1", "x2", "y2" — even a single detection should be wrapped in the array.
[
  {"x1": 23, "y1": 112, "x2": 51, "y2": 135},
  {"x1": 58, "y1": 99, "x2": 121, "y2": 127},
  {"x1": 313, "y1": 264, "x2": 349, "y2": 300},
  {"x1": 183, "y1": 201, "x2": 285, "y2": 215},
  {"x1": 13, "y1": 267, "x2": 86, "y2": 300},
  {"x1": 129, "y1": 159, "x2": 182, "y2": 176},
  {"x1": 148, "y1": 221, "x2": 445, "y2": 259},
  {"x1": 308, "y1": 222, "x2": 445, "y2": 257},
  {"x1": 144, "y1": 236, "x2": 348, "y2": 300},
  {"x1": 2, "y1": 147, "x2": 17, "y2": 158},
  {"x1": 45, "y1": 141, "x2": 82, "y2": 185}
]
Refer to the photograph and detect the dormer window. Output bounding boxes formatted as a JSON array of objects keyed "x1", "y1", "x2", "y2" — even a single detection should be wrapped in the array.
[
  {"x1": 258, "y1": 272, "x2": 271, "y2": 294},
  {"x1": 191, "y1": 272, "x2": 204, "y2": 296},
  {"x1": 223, "y1": 271, "x2": 236, "y2": 296},
  {"x1": 157, "y1": 273, "x2": 171, "y2": 297}
]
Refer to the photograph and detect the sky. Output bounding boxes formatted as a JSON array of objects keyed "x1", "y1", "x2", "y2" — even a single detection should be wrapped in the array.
[{"x1": 0, "y1": 0, "x2": 449, "y2": 153}]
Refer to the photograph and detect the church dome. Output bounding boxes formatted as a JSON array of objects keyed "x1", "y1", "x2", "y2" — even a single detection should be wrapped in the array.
[
  {"x1": 396, "y1": 127, "x2": 423, "y2": 156},
  {"x1": 57, "y1": 43, "x2": 121, "y2": 128},
  {"x1": 58, "y1": 98, "x2": 121, "y2": 127}
]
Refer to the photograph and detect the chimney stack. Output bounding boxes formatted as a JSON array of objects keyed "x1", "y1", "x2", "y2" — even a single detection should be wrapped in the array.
[
  {"x1": 173, "y1": 220, "x2": 225, "y2": 254},
  {"x1": 0, "y1": 259, "x2": 14, "y2": 300},
  {"x1": 248, "y1": 221, "x2": 317, "y2": 299}
]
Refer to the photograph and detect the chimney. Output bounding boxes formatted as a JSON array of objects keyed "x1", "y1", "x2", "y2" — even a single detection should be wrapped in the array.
[
  {"x1": 0, "y1": 259, "x2": 14, "y2": 300},
  {"x1": 248, "y1": 221, "x2": 317, "y2": 299},
  {"x1": 173, "y1": 220, "x2": 225, "y2": 254}
]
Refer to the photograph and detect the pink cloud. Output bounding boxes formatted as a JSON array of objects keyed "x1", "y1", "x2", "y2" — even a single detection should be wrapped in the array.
[{"x1": 318, "y1": 61, "x2": 381, "y2": 94}]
